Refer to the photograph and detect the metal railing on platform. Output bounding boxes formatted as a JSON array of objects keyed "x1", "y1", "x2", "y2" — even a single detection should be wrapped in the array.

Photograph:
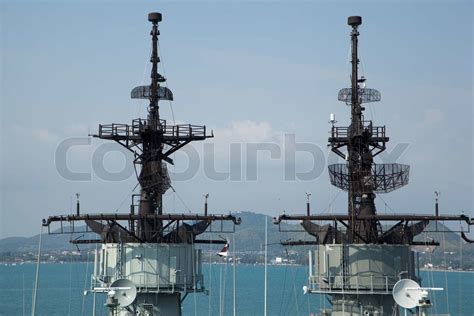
[
  {"x1": 308, "y1": 274, "x2": 398, "y2": 295},
  {"x1": 96, "y1": 119, "x2": 208, "y2": 140},
  {"x1": 330, "y1": 124, "x2": 386, "y2": 139}
]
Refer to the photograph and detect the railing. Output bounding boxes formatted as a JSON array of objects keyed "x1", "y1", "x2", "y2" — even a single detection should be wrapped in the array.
[
  {"x1": 308, "y1": 274, "x2": 398, "y2": 295},
  {"x1": 132, "y1": 118, "x2": 207, "y2": 139},
  {"x1": 96, "y1": 119, "x2": 208, "y2": 141},
  {"x1": 131, "y1": 118, "x2": 165, "y2": 135},
  {"x1": 330, "y1": 126, "x2": 349, "y2": 139},
  {"x1": 97, "y1": 123, "x2": 134, "y2": 138},
  {"x1": 163, "y1": 124, "x2": 206, "y2": 139},
  {"x1": 43, "y1": 213, "x2": 239, "y2": 235},
  {"x1": 330, "y1": 123, "x2": 386, "y2": 139},
  {"x1": 92, "y1": 272, "x2": 204, "y2": 294}
]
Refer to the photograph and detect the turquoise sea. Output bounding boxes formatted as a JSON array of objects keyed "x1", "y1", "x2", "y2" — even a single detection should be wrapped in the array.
[{"x1": 0, "y1": 263, "x2": 472, "y2": 315}]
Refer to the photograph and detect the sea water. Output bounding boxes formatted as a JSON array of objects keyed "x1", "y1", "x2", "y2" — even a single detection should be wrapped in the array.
[{"x1": 0, "y1": 263, "x2": 472, "y2": 315}]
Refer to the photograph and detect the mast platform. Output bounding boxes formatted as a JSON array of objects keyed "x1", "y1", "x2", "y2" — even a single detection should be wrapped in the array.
[{"x1": 96, "y1": 119, "x2": 210, "y2": 142}]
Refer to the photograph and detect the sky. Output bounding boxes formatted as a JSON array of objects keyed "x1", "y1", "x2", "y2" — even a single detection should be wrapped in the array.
[{"x1": 0, "y1": 0, "x2": 472, "y2": 238}]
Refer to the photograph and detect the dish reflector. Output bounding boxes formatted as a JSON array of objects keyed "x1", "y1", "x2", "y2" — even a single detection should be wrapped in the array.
[
  {"x1": 392, "y1": 279, "x2": 422, "y2": 309},
  {"x1": 338, "y1": 87, "x2": 381, "y2": 104},
  {"x1": 131, "y1": 85, "x2": 173, "y2": 101},
  {"x1": 110, "y1": 279, "x2": 137, "y2": 307}
]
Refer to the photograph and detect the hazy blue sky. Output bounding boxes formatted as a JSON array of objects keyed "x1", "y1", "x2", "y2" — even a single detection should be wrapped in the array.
[{"x1": 1, "y1": 0, "x2": 472, "y2": 238}]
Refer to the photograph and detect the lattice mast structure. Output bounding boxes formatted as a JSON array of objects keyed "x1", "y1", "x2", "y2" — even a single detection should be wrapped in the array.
[
  {"x1": 328, "y1": 16, "x2": 408, "y2": 244},
  {"x1": 94, "y1": 12, "x2": 213, "y2": 242},
  {"x1": 42, "y1": 13, "x2": 240, "y2": 316},
  {"x1": 274, "y1": 16, "x2": 473, "y2": 316}
]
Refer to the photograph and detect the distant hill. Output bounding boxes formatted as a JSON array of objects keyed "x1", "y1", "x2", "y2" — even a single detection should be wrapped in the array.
[
  {"x1": 413, "y1": 221, "x2": 474, "y2": 269},
  {"x1": 0, "y1": 227, "x2": 95, "y2": 253},
  {"x1": 1, "y1": 211, "x2": 472, "y2": 269},
  {"x1": 0, "y1": 212, "x2": 307, "y2": 255},
  {"x1": 200, "y1": 211, "x2": 311, "y2": 254}
]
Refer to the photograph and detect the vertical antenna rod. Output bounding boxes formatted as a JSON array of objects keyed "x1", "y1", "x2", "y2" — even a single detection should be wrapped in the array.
[
  {"x1": 349, "y1": 16, "x2": 361, "y2": 130},
  {"x1": 76, "y1": 193, "x2": 80, "y2": 216},
  {"x1": 348, "y1": 16, "x2": 364, "y2": 239},
  {"x1": 204, "y1": 193, "x2": 209, "y2": 216},
  {"x1": 435, "y1": 191, "x2": 440, "y2": 230},
  {"x1": 135, "y1": 12, "x2": 167, "y2": 240},
  {"x1": 148, "y1": 12, "x2": 162, "y2": 120},
  {"x1": 306, "y1": 192, "x2": 311, "y2": 216},
  {"x1": 264, "y1": 217, "x2": 268, "y2": 316}
]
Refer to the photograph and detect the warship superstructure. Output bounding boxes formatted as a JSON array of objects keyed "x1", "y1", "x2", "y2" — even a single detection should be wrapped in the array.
[
  {"x1": 42, "y1": 12, "x2": 240, "y2": 316},
  {"x1": 273, "y1": 16, "x2": 473, "y2": 316}
]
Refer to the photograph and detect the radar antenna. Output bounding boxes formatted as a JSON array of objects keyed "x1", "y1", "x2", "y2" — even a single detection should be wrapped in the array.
[
  {"x1": 273, "y1": 15, "x2": 473, "y2": 316},
  {"x1": 90, "y1": 12, "x2": 216, "y2": 241},
  {"x1": 393, "y1": 279, "x2": 443, "y2": 315},
  {"x1": 328, "y1": 16, "x2": 409, "y2": 242},
  {"x1": 41, "y1": 13, "x2": 240, "y2": 315}
]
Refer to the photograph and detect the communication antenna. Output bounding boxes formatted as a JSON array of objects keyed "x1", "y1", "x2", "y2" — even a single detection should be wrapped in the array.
[
  {"x1": 392, "y1": 279, "x2": 423, "y2": 309},
  {"x1": 434, "y1": 191, "x2": 440, "y2": 230},
  {"x1": 108, "y1": 279, "x2": 137, "y2": 307},
  {"x1": 358, "y1": 76, "x2": 366, "y2": 89},
  {"x1": 392, "y1": 279, "x2": 443, "y2": 313},
  {"x1": 75, "y1": 193, "x2": 80, "y2": 216},
  {"x1": 329, "y1": 113, "x2": 337, "y2": 126},
  {"x1": 305, "y1": 192, "x2": 312, "y2": 216},
  {"x1": 204, "y1": 193, "x2": 209, "y2": 216}
]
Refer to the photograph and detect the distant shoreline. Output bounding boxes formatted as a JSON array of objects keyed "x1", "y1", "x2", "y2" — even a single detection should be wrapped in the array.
[
  {"x1": 3, "y1": 262, "x2": 472, "y2": 274},
  {"x1": 420, "y1": 268, "x2": 474, "y2": 273},
  {"x1": 208, "y1": 263, "x2": 474, "y2": 273}
]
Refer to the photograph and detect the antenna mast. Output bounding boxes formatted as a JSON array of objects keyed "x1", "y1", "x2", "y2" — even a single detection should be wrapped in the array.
[
  {"x1": 328, "y1": 16, "x2": 410, "y2": 243},
  {"x1": 273, "y1": 15, "x2": 473, "y2": 316},
  {"x1": 89, "y1": 12, "x2": 215, "y2": 242},
  {"x1": 149, "y1": 12, "x2": 161, "y2": 119},
  {"x1": 42, "y1": 12, "x2": 240, "y2": 315}
]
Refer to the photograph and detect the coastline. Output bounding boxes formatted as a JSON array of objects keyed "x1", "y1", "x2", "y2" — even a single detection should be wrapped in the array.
[{"x1": 2, "y1": 262, "x2": 473, "y2": 273}]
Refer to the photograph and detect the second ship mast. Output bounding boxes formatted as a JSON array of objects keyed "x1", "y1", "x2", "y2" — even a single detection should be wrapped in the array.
[{"x1": 274, "y1": 16, "x2": 473, "y2": 316}]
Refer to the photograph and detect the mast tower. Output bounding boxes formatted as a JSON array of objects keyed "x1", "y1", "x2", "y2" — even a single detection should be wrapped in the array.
[
  {"x1": 328, "y1": 15, "x2": 409, "y2": 243},
  {"x1": 274, "y1": 16, "x2": 473, "y2": 316},
  {"x1": 43, "y1": 13, "x2": 240, "y2": 316}
]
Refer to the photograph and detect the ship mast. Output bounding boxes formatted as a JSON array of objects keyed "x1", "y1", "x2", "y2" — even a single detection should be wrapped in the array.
[
  {"x1": 346, "y1": 16, "x2": 380, "y2": 243},
  {"x1": 274, "y1": 15, "x2": 474, "y2": 316},
  {"x1": 328, "y1": 16, "x2": 396, "y2": 243},
  {"x1": 90, "y1": 12, "x2": 216, "y2": 242},
  {"x1": 137, "y1": 12, "x2": 166, "y2": 241},
  {"x1": 42, "y1": 13, "x2": 240, "y2": 316}
]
